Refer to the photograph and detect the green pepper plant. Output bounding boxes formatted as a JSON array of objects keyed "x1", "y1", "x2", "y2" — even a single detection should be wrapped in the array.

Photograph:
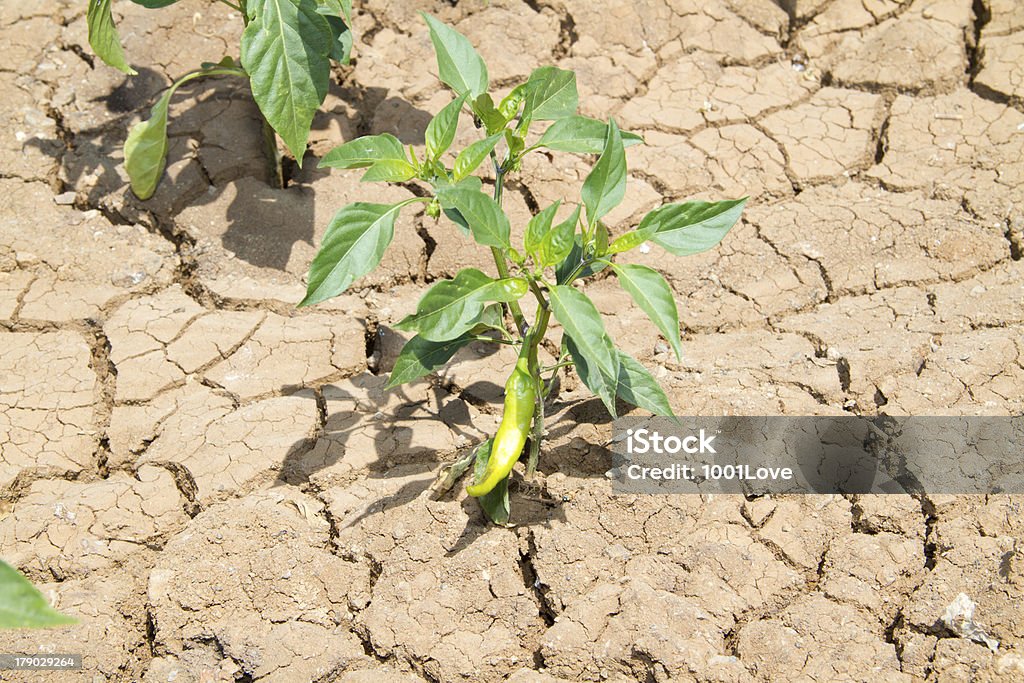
[
  {"x1": 301, "y1": 14, "x2": 746, "y2": 524},
  {"x1": 86, "y1": 0, "x2": 354, "y2": 198}
]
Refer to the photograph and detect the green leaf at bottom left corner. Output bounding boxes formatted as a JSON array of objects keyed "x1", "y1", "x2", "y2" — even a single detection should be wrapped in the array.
[
  {"x1": 123, "y1": 91, "x2": 172, "y2": 200},
  {"x1": 0, "y1": 560, "x2": 76, "y2": 629}
]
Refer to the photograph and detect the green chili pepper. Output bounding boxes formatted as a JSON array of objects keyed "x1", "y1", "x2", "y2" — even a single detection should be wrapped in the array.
[{"x1": 467, "y1": 346, "x2": 536, "y2": 497}]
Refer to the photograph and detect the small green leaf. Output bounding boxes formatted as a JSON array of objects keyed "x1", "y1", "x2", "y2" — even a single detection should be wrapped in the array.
[
  {"x1": 554, "y1": 233, "x2": 607, "y2": 284},
  {"x1": 422, "y1": 13, "x2": 489, "y2": 99},
  {"x1": 581, "y1": 119, "x2": 626, "y2": 228},
  {"x1": 395, "y1": 268, "x2": 526, "y2": 341},
  {"x1": 301, "y1": 201, "x2": 409, "y2": 306},
  {"x1": 320, "y1": 133, "x2": 407, "y2": 169},
  {"x1": 426, "y1": 93, "x2": 468, "y2": 161},
  {"x1": 473, "y1": 439, "x2": 511, "y2": 525},
  {"x1": 241, "y1": 0, "x2": 333, "y2": 162},
  {"x1": 316, "y1": 0, "x2": 352, "y2": 24},
  {"x1": 645, "y1": 198, "x2": 747, "y2": 256},
  {"x1": 472, "y1": 94, "x2": 507, "y2": 134},
  {"x1": 535, "y1": 116, "x2": 643, "y2": 154},
  {"x1": 123, "y1": 90, "x2": 171, "y2": 200},
  {"x1": 615, "y1": 350, "x2": 674, "y2": 417},
  {"x1": 387, "y1": 333, "x2": 475, "y2": 388},
  {"x1": 0, "y1": 560, "x2": 76, "y2": 629},
  {"x1": 548, "y1": 285, "x2": 619, "y2": 416},
  {"x1": 522, "y1": 66, "x2": 577, "y2": 121},
  {"x1": 360, "y1": 159, "x2": 417, "y2": 183},
  {"x1": 88, "y1": 0, "x2": 136, "y2": 75},
  {"x1": 498, "y1": 86, "x2": 526, "y2": 120},
  {"x1": 436, "y1": 188, "x2": 511, "y2": 248},
  {"x1": 524, "y1": 200, "x2": 560, "y2": 257},
  {"x1": 538, "y1": 205, "x2": 579, "y2": 269},
  {"x1": 605, "y1": 228, "x2": 651, "y2": 255},
  {"x1": 323, "y1": 14, "x2": 354, "y2": 64},
  {"x1": 453, "y1": 132, "x2": 503, "y2": 181},
  {"x1": 610, "y1": 264, "x2": 682, "y2": 362}
]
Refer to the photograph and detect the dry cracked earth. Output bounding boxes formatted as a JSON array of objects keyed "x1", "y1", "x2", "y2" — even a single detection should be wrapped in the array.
[{"x1": 1, "y1": 0, "x2": 1023, "y2": 681}]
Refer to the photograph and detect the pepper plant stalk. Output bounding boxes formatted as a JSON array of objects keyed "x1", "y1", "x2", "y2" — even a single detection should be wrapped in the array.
[{"x1": 240, "y1": 0, "x2": 285, "y2": 190}]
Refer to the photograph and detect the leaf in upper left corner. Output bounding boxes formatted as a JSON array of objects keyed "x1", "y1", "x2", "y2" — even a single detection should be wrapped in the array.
[{"x1": 87, "y1": 0, "x2": 137, "y2": 75}]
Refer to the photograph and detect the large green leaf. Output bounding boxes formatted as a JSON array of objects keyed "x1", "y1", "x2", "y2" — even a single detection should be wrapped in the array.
[
  {"x1": 437, "y1": 188, "x2": 510, "y2": 248},
  {"x1": 319, "y1": 133, "x2": 407, "y2": 169},
  {"x1": 422, "y1": 13, "x2": 488, "y2": 99},
  {"x1": 548, "y1": 285, "x2": 619, "y2": 415},
  {"x1": 395, "y1": 268, "x2": 527, "y2": 341},
  {"x1": 581, "y1": 119, "x2": 626, "y2": 228},
  {"x1": 453, "y1": 132, "x2": 503, "y2": 181},
  {"x1": 522, "y1": 66, "x2": 577, "y2": 122},
  {"x1": 301, "y1": 201, "x2": 409, "y2": 306},
  {"x1": 644, "y1": 199, "x2": 748, "y2": 256},
  {"x1": 426, "y1": 93, "x2": 468, "y2": 161},
  {"x1": 88, "y1": 0, "x2": 136, "y2": 75},
  {"x1": 124, "y1": 91, "x2": 171, "y2": 200},
  {"x1": 615, "y1": 351, "x2": 674, "y2": 417},
  {"x1": 534, "y1": 116, "x2": 643, "y2": 154},
  {"x1": 611, "y1": 264, "x2": 682, "y2": 362},
  {"x1": 387, "y1": 333, "x2": 475, "y2": 388},
  {"x1": 241, "y1": 0, "x2": 332, "y2": 162},
  {"x1": 0, "y1": 560, "x2": 76, "y2": 629}
]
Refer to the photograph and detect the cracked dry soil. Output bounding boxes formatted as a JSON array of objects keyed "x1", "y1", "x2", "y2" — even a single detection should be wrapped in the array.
[{"x1": 1, "y1": 0, "x2": 1023, "y2": 681}]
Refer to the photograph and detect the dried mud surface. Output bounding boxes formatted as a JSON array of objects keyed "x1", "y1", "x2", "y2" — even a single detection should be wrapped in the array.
[{"x1": 1, "y1": 0, "x2": 1023, "y2": 681}]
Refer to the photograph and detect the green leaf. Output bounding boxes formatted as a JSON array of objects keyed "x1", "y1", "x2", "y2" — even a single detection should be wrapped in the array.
[
  {"x1": 524, "y1": 200, "x2": 560, "y2": 256},
  {"x1": 471, "y1": 94, "x2": 507, "y2": 134},
  {"x1": 422, "y1": 13, "x2": 488, "y2": 99},
  {"x1": 301, "y1": 201, "x2": 409, "y2": 306},
  {"x1": 473, "y1": 439, "x2": 511, "y2": 525},
  {"x1": 426, "y1": 93, "x2": 468, "y2": 161},
  {"x1": 610, "y1": 264, "x2": 682, "y2": 362},
  {"x1": 123, "y1": 90, "x2": 171, "y2": 200},
  {"x1": 323, "y1": 14, "x2": 354, "y2": 64},
  {"x1": 360, "y1": 159, "x2": 417, "y2": 183},
  {"x1": 130, "y1": 0, "x2": 179, "y2": 7},
  {"x1": 554, "y1": 233, "x2": 607, "y2": 284},
  {"x1": 606, "y1": 228, "x2": 652, "y2": 255},
  {"x1": 538, "y1": 205, "x2": 579, "y2": 268},
  {"x1": 387, "y1": 333, "x2": 475, "y2": 388},
  {"x1": 0, "y1": 560, "x2": 76, "y2": 629},
  {"x1": 615, "y1": 350, "x2": 674, "y2": 417},
  {"x1": 436, "y1": 188, "x2": 510, "y2": 248},
  {"x1": 522, "y1": 66, "x2": 577, "y2": 122},
  {"x1": 316, "y1": 0, "x2": 352, "y2": 24},
  {"x1": 241, "y1": 0, "x2": 332, "y2": 162},
  {"x1": 645, "y1": 198, "x2": 748, "y2": 256},
  {"x1": 88, "y1": 0, "x2": 136, "y2": 75},
  {"x1": 581, "y1": 119, "x2": 626, "y2": 228},
  {"x1": 453, "y1": 132, "x2": 503, "y2": 181},
  {"x1": 548, "y1": 285, "x2": 619, "y2": 416},
  {"x1": 534, "y1": 116, "x2": 643, "y2": 154},
  {"x1": 395, "y1": 268, "x2": 527, "y2": 341},
  {"x1": 320, "y1": 133, "x2": 407, "y2": 169}
]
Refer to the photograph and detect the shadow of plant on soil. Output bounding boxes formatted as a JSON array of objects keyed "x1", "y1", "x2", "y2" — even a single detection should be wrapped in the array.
[
  {"x1": 38, "y1": 70, "x2": 432, "y2": 275},
  {"x1": 272, "y1": 371, "x2": 622, "y2": 549}
]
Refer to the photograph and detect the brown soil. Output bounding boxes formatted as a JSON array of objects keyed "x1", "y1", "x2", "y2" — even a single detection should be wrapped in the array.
[{"x1": 1, "y1": 0, "x2": 1023, "y2": 681}]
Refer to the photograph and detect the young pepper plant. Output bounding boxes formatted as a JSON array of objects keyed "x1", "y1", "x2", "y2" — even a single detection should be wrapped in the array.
[
  {"x1": 301, "y1": 14, "x2": 746, "y2": 525},
  {"x1": 86, "y1": 0, "x2": 354, "y2": 198}
]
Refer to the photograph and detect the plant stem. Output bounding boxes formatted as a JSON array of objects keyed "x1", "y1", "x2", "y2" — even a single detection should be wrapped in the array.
[
  {"x1": 238, "y1": 0, "x2": 284, "y2": 190},
  {"x1": 260, "y1": 115, "x2": 285, "y2": 189},
  {"x1": 217, "y1": 0, "x2": 243, "y2": 11},
  {"x1": 490, "y1": 153, "x2": 526, "y2": 334},
  {"x1": 525, "y1": 282, "x2": 551, "y2": 479}
]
